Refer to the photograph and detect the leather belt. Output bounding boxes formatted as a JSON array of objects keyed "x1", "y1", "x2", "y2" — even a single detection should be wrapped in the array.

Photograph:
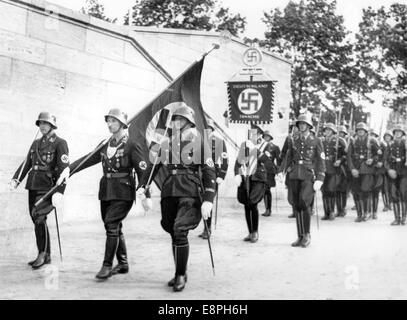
[
  {"x1": 104, "y1": 172, "x2": 130, "y2": 178},
  {"x1": 170, "y1": 169, "x2": 198, "y2": 175},
  {"x1": 396, "y1": 158, "x2": 403, "y2": 162},
  {"x1": 33, "y1": 165, "x2": 49, "y2": 171},
  {"x1": 295, "y1": 160, "x2": 312, "y2": 165}
]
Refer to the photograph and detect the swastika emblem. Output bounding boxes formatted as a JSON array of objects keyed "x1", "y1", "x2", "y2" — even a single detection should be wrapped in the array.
[
  {"x1": 243, "y1": 48, "x2": 263, "y2": 67},
  {"x1": 238, "y1": 89, "x2": 263, "y2": 115}
]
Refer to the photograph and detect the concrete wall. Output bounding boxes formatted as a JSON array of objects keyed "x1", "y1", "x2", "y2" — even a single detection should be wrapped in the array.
[{"x1": 0, "y1": 0, "x2": 291, "y2": 231}]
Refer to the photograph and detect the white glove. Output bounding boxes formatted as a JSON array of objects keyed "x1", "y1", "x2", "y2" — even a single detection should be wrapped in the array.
[
  {"x1": 234, "y1": 175, "x2": 242, "y2": 187},
  {"x1": 366, "y1": 159, "x2": 373, "y2": 165},
  {"x1": 136, "y1": 187, "x2": 146, "y2": 199},
  {"x1": 334, "y1": 160, "x2": 341, "y2": 167},
  {"x1": 245, "y1": 140, "x2": 254, "y2": 149},
  {"x1": 142, "y1": 197, "x2": 152, "y2": 212},
  {"x1": 201, "y1": 201, "x2": 213, "y2": 220},
  {"x1": 52, "y1": 192, "x2": 63, "y2": 207},
  {"x1": 9, "y1": 179, "x2": 19, "y2": 191},
  {"x1": 351, "y1": 169, "x2": 360, "y2": 178},
  {"x1": 388, "y1": 169, "x2": 397, "y2": 179},
  {"x1": 313, "y1": 180, "x2": 323, "y2": 191},
  {"x1": 216, "y1": 177, "x2": 223, "y2": 185},
  {"x1": 57, "y1": 167, "x2": 70, "y2": 186}
]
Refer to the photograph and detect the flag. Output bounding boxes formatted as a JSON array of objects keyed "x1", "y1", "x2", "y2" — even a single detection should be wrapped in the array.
[{"x1": 128, "y1": 58, "x2": 208, "y2": 190}]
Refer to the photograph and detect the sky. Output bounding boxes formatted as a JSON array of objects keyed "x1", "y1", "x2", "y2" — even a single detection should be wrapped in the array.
[{"x1": 47, "y1": 0, "x2": 407, "y2": 39}]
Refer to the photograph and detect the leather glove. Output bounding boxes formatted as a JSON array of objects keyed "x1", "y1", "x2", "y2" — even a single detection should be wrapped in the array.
[
  {"x1": 9, "y1": 179, "x2": 19, "y2": 190},
  {"x1": 334, "y1": 160, "x2": 341, "y2": 167},
  {"x1": 51, "y1": 192, "x2": 63, "y2": 207},
  {"x1": 366, "y1": 159, "x2": 373, "y2": 165},
  {"x1": 142, "y1": 197, "x2": 152, "y2": 212},
  {"x1": 234, "y1": 175, "x2": 242, "y2": 187},
  {"x1": 313, "y1": 180, "x2": 323, "y2": 191},
  {"x1": 388, "y1": 169, "x2": 397, "y2": 179},
  {"x1": 201, "y1": 201, "x2": 213, "y2": 220},
  {"x1": 216, "y1": 177, "x2": 223, "y2": 185},
  {"x1": 351, "y1": 169, "x2": 360, "y2": 178},
  {"x1": 57, "y1": 167, "x2": 70, "y2": 186}
]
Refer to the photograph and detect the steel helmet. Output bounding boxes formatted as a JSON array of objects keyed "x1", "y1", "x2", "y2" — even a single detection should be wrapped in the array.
[
  {"x1": 262, "y1": 130, "x2": 273, "y2": 140},
  {"x1": 383, "y1": 130, "x2": 394, "y2": 139},
  {"x1": 172, "y1": 103, "x2": 196, "y2": 126},
  {"x1": 35, "y1": 112, "x2": 57, "y2": 129},
  {"x1": 370, "y1": 128, "x2": 380, "y2": 137},
  {"x1": 393, "y1": 124, "x2": 406, "y2": 136},
  {"x1": 355, "y1": 122, "x2": 368, "y2": 133},
  {"x1": 338, "y1": 125, "x2": 348, "y2": 135},
  {"x1": 105, "y1": 108, "x2": 128, "y2": 129},
  {"x1": 295, "y1": 113, "x2": 313, "y2": 129},
  {"x1": 323, "y1": 122, "x2": 337, "y2": 134}
]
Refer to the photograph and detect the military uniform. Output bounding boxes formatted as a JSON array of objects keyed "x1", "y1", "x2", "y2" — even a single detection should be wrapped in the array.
[
  {"x1": 371, "y1": 132, "x2": 386, "y2": 219},
  {"x1": 286, "y1": 114, "x2": 326, "y2": 248},
  {"x1": 69, "y1": 109, "x2": 139, "y2": 279},
  {"x1": 139, "y1": 104, "x2": 216, "y2": 292},
  {"x1": 321, "y1": 123, "x2": 347, "y2": 220},
  {"x1": 199, "y1": 122, "x2": 228, "y2": 239},
  {"x1": 338, "y1": 125, "x2": 351, "y2": 217},
  {"x1": 384, "y1": 126, "x2": 407, "y2": 225},
  {"x1": 347, "y1": 123, "x2": 380, "y2": 222},
  {"x1": 260, "y1": 131, "x2": 281, "y2": 217},
  {"x1": 12, "y1": 112, "x2": 69, "y2": 269},
  {"x1": 382, "y1": 131, "x2": 394, "y2": 212},
  {"x1": 234, "y1": 138, "x2": 268, "y2": 243}
]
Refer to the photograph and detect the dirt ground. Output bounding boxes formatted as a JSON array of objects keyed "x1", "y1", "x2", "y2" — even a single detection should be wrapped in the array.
[{"x1": 1, "y1": 189, "x2": 407, "y2": 300}]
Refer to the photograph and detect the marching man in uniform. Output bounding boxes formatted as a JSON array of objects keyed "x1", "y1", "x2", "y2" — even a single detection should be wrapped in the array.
[
  {"x1": 137, "y1": 103, "x2": 216, "y2": 292},
  {"x1": 284, "y1": 113, "x2": 326, "y2": 248},
  {"x1": 382, "y1": 130, "x2": 394, "y2": 212},
  {"x1": 384, "y1": 125, "x2": 407, "y2": 225},
  {"x1": 370, "y1": 129, "x2": 386, "y2": 219},
  {"x1": 58, "y1": 108, "x2": 147, "y2": 280},
  {"x1": 198, "y1": 118, "x2": 228, "y2": 239},
  {"x1": 234, "y1": 125, "x2": 268, "y2": 243},
  {"x1": 321, "y1": 123, "x2": 347, "y2": 220},
  {"x1": 260, "y1": 130, "x2": 281, "y2": 217},
  {"x1": 347, "y1": 122, "x2": 380, "y2": 222},
  {"x1": 10, "y1": 112, "x2": 69, "y2": 269}
]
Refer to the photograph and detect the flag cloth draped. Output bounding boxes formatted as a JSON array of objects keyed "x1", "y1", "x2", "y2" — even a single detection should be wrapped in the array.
[{"x1": 128, "y1": 58, "x2": 208, "y2": 190}]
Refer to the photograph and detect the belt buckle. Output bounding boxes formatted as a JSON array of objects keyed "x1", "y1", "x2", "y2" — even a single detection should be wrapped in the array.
[
  {"x1": 298, "y1": 160, "x2": 304, "y2": 164},
  {"x1": 360, "y1": 155, "x2": 365, "y2": 159},
  {"x1": 106, "y1": 173, "x2": 112, "y2": 178},
  {"x1": 396, "y1": 158, "x2": 401, "y2": 162},
  {"x1": 171, "y1": 169, "x2": 177, "y2": 175}
]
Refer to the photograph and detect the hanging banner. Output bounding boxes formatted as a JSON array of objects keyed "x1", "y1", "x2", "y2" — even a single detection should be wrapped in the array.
[{"x1": 227, "y1": 81, "x2": 274, "y2": 124}]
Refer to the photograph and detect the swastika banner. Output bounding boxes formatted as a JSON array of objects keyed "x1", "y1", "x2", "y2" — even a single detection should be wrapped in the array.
[{"x1": 227, "y1": 81, "x2": 274, "y2": 124}]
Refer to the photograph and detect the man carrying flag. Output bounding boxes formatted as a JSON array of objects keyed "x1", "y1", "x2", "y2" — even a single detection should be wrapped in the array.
[{"x1": 137, "y1": 102, "x2": 216, "y2": 292}]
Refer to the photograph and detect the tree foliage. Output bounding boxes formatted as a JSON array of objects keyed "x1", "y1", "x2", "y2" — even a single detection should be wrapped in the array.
[
  {"x1": 124, "y1": 0, "x2": 246, "y2": 37},
  {"x1": 256, "y1": 0, "x2": 367, "y2": 120},
  {"x1": 80, "y1": 0, "x2": 117, "y2": 23},
  {"x1": 355, "y1": 3, "x2": 407, "y2": 109}
]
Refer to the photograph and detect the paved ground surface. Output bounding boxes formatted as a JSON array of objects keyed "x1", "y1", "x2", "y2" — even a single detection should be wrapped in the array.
[{"x1": 1, "y1": 189, "x2": 407, "y2": 300}]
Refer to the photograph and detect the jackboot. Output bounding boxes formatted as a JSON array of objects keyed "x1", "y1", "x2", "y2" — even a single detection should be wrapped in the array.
[
  {"x1": 262, "y1": 209, "x2": 271, "y2": 217},
  {"x1": 31, "y1": 252, "x2": 51, "y2": 269},
  {"x1": 354, "y1": 200, "x2": 363, "y2": 223},
  {"x1": 321, "y1": 198, "x2": 330, "y2": 220},
  {"x1": 401, "y1": 202, "x2": 407, "y2": 225},
  {"x1": 300, "y1": 233, "x2": 311, "y2": 248},
  {"x1": 172, "y1": 245, "x2": 189, "y2": 292},
  {"x1": 95, "y1": 236, "x2": 118, "y2": 280},
  {"x1": 391, "y1": 202, "x2": 401, "y2": 226},
  {"x1": 250, "y1": 232, "x2": 259, "y2": 243},
  {"x1": 329, "y1": 198, "x2": 336, "y2": 220},
  {"x1": 111, "y1": 235, "x2": 129, "y2": 275}
]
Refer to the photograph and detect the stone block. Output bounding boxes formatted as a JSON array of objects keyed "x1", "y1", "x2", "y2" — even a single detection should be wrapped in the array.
[
  {"x1": 0, "y1": 1, "x2": 27, "y2": 35},
  {"x1": 26, "y1": 9, "x2": 86, "y2": 51},
  {"x1": 0, "y1": 56, "x2": 12, "y2": 89},
  {"x1": 0, "y1": 29, "x2": 46, "y2": 65},
  {"x1": 85, "y1": 29, "x2": 125, "y2": 62}
]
